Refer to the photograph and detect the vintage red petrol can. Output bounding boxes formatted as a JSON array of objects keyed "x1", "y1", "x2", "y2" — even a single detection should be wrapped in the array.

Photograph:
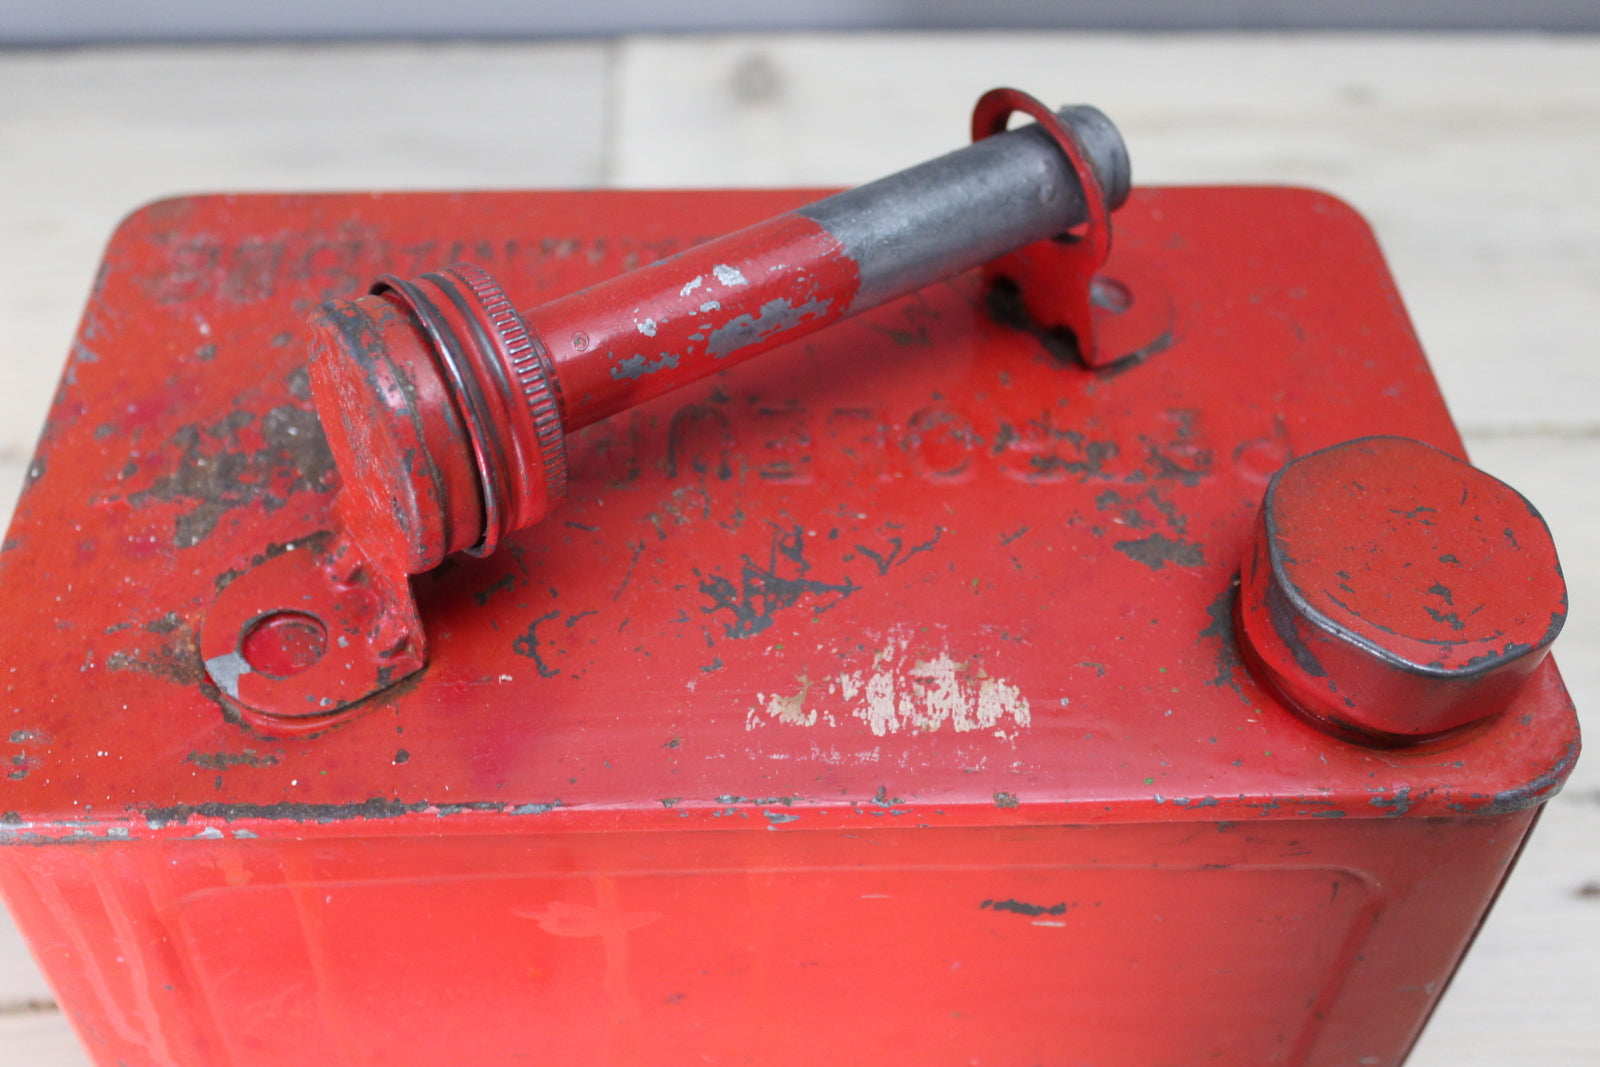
[{"x1": 0, "y1": 93, "x2": 1578, "y2": 1066}]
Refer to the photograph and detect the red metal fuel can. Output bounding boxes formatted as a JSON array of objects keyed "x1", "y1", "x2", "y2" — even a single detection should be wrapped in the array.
[{"x1": 0, "y1": 91, "x2": 1577, "y2": 1067}]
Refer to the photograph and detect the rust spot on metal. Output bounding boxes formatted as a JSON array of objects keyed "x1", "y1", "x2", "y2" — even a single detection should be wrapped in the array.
[
  {"x1": 473, "y1": 572, "x2": 516, "y2": 606},
  {"x1": 142, "y1": 797, "x2": 487, "y2": 828},
  {"x1": 510, "y1": 801, "x2": 562, "y2": 815},
  {"x1": 512, "y1": 610, "x2": 563, "y2": 677},
  {"x1": 124, "y1": 387, "x2": 335, "y2": 548},
  {"x1": 183, "y1": 750, "x2": 280, "y2": 770},
  {"x1": 1199, "y1": 577, "x2": 1247, "y2": 697},
  {"x1": 980, "y1": 898, "x2": 1070, "y2": 917},
  {"x1": 144, "y1": 612, "x2": 183, "y2": 635},
  {"x1": 697, "y1": 525, "x2": 856, "y2": 639},
  {"x1": 106, "y1": 615, "x2": 206, "y2": 686},
  {"x1": 211, "y1": 530, "x2": 337, "y2": 596},
  {"x1": 1114, "y1": 532, "x2": 1204, "y2": 570},
  {"x1": 984, "y1": 275, "x2": 1080, "y2": 365},
  {"x1": 1368, "y1": 787, "x2": 1416, "y2": 816},
  {"x1": 853, "y1": 527, "x2": 944, "y2": 576},
  {"x1": 1096, "y1": 485, "x2": 1188, "y2": 535},
  {"x1": 1479, "y1": 742, "x2": 1580, "y2": 815},
  {"x1": 1025, "y1": 435, "x2": 1118, "y2": 481},
  {"x1": 707, "y1": 295, "x2": 835, "y2": 358},
  {"x1": 610, "y1": 352, "x2": 680, "y2": 381}
]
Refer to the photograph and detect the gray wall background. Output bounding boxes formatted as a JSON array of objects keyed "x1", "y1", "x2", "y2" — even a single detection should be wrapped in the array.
[{"x1": 5, "y1": 0, "x2": 1600, "y2": 44}]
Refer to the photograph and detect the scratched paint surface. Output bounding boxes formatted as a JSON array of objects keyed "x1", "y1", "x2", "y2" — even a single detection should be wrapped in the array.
[
  {"x1": 0, "y1": 187, "x2": 1579, "y2": 844},
  {"x1": 539, "y1": 211, "x2": 858, "y2": 429},
  {"x1": 1267, "y1": 437, "x2": 1565, "y2": 671}
]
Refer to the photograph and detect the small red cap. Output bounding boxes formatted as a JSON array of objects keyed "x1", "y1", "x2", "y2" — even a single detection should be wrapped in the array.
[{"x1": 1237, "y1": 436, "x2": 1566, "y2": 741}]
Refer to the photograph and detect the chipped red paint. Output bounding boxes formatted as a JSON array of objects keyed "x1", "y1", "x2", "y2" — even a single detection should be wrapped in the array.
[
  {"x1": 539, "y1": 211, "x2": 860, "y2": 431},
  {"x1": 290, "y1": 208, "x2": 861, "y2": 730},
  {"x1": 250, "y1": 91, "x2": 1130, "y2": 727},
  {"x1": 197, "y1": 533, "x2": 423, "y2": 731},
  {"x1": 0, "y1": 185, "x2": 1579, "y2": 1067},
  {"x1": 1238, "y1": 436, "x2": 1567, "y2": 740},
  {"x1": 309, "y1": 205, "x2": 861, "y2": 583}
]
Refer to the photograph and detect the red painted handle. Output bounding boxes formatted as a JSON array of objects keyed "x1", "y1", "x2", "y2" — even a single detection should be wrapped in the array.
[{"x1": 307, "y1": 91, "x2": 1128, "y2": 575}]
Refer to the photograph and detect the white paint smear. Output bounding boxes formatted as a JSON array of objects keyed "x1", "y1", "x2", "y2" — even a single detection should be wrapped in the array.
[{"x1": 746, "y1": 638, "x2": 1030, "y2": 736}]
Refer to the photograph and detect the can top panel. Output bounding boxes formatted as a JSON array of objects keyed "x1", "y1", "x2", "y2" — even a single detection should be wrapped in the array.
[{"x1": 0, "y1": 187, "x2": 1578, "y2": 843}]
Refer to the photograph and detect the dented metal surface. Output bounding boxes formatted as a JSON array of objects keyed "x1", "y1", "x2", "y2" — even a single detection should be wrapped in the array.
[{"x1": 0, "y1": 167, "x2": 1581, "y2": 1066}]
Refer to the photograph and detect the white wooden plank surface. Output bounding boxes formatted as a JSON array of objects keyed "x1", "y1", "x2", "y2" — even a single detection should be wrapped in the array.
[
  {"x1": 0, "y1": 1014, "x2": 88, "y2": 1066},
  {"x1": 2, "y1": 34, "x2": 1597, "y2": 1065}
]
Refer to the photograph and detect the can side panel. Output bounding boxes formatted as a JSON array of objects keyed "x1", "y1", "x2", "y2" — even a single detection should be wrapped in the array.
[
  {"x1": 0, "y1": 813, "x2": 1535, "y2": 1067},
  {"x1": 1303, "y1": 810, "x2": 1539, "y2": 1066},
  {"x1": 0, "y1": 849, "x2": 223, "y2": 1066}
]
